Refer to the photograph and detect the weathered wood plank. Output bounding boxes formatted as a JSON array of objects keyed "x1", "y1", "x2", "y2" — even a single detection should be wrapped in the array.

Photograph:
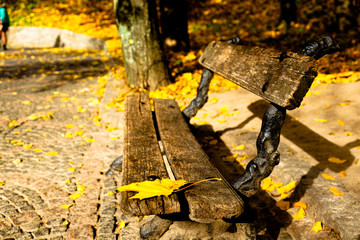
[
  {"x1": 154, "y1": 98, "x2": 244, "y2": 223},
  {"x1": 199, "y1": 41, "x2": 318, "y2": 109},
  {"x1": 120, "y1": 94, "x2": 181, "y2": 216}
]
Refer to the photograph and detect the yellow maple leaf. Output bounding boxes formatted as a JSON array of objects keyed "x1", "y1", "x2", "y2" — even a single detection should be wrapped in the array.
[
  {"x1": 234, "y1": 144, "x2": 245, "y2": 150},
  {"x1": 277, "y1": 181, "x2": 296, "y2": 194},
  {"x1": 116, "y1": 221, "x2": 126, "y2": 231},
  {"x1": 65, "y1": 124, "x2": 74, "y2": 128},
  {"x1": 34, "y1": 148, "x2": 43, "y2": 152},
  {"x1": 116, "y1": 179, "x2": 188, "y2": 200},
  {"x1": 293, "y1": 207, "x2": 306, "y2": 220},
  {"x1": 338, "y1": 120, "x2": 345, "y2": 126},
  {"x1": 62, "y1": 220, "x2": 69, "y2": 226},
  {"x1": 339, "y1": 171, "x2": 346, "y2": 177},
  {"x1": 66, "y1": 132, "x2": 73, "y2": 138},
  {"x1": 328, "y1": 157, "x2": 347, "y2": 164},
  {"x1": 330, "y1": 187, "x2": 344, "y2": 196},
  {"x1": 22, "y1": 100, "x2": 32, "y2": 105},
  {"x1": 77, "y1": 184, "x2": 86, "y2": 192},
  {"x1": 60, "y1": 204, "x2": 73, "y2": 209},
  {"x1": 106, "y1": 191, "x2": 114, "y2": 196},
  {"x1": 68, "y1": 167, "x2": 77, "y2": 171},
  {"x1": 46, "y1": 152, "x2": 58, "y2": 156},
  {"x1": 293, "y1": 202, "x2": 307, "y2": 210},
  {"x1": 312, "y1": 221, "x2": 323, "y2": 233},
  {"x1": 69, "y1": 192, "x2": 83, "y2": 200},
  {"x1": 0, "y1": 180, "x2": 4, "y2": 186},
  {"x1": 23, "y1": 144, "x2": 33, "y2": 149},
  {"x1": 314, "y1": 118, "x2": 327, "y2": 123},
  {"x1": 13, "y1": 159, "x2": 22, "y2": 165},
  {"x1": 322, "y1": 173, "x2": 336, "y2": 180}
]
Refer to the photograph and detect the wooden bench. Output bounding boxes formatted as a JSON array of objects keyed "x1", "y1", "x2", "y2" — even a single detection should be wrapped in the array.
[{"x1": 119, "y1": 93, "x2": 244, "y2": 223}]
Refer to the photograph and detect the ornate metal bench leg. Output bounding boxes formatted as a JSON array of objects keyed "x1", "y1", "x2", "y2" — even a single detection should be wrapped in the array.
[
  {"x1": 183, "y1": 37, "x2": 243, "y2": 119},
  {"x1": 182, "y1": 68, "x2": 214, "y2": 119},
  {"x1": 233, "y1": 103, "x2": 286, "y2": 197}
]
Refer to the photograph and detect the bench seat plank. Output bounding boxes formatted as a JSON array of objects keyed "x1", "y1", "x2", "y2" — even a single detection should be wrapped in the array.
[
  {"x1": 120, "y1": 94, "x2": 180, "y2": 216},
  {"x1": 154, "y1": 98, "x2": 244, "y2": 222},
  {"x1": 199, "y1": 41, "x2": 318, "y2": 109}
]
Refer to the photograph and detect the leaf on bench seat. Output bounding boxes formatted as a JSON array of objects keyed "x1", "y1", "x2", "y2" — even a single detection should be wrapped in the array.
[
  {"x1": 116, "y1": 179, "x2": 188, "y2": 200},
  {"x1": 116, "y1": 178, "x2": 222, "y2": 200}
]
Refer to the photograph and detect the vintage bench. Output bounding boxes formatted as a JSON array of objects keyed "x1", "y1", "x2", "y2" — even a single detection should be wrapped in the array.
[
  {"x1": 119, "y1": 93, "x2": 244, "y2": 223},
  {"x1": 183, "y1": 35, "x2": 340, "y2": 197}
]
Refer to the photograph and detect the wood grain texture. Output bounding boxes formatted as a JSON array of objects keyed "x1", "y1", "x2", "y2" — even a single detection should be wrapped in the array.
[
  {"x1": 120, "y1": 94, "x2": 180, "y2": 216},
  {"x1": 199, "y1": 41, "x2": 318, "y2": 109},
  {"x1": 154, "y1": 98, "x2": 244, "y2": 223}
]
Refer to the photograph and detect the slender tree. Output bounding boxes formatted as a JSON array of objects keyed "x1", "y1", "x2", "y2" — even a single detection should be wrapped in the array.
[{"x1": 114, "y1": 0, "x2": 171, "y2": 90}]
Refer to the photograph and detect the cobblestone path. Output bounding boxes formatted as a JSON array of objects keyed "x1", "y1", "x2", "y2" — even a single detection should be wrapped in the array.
[{"x1": 0, "y1": 48, "x2": 124, "y2": 240}]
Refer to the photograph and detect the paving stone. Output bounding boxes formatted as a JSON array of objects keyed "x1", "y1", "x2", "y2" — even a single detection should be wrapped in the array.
[
  {"x1": 97, "y1": 234, "x2": 117, "y2": 240},
  {"x1": 0, "y1": 205, "x2": 19, "y2": 216},
  {"x1": 20, "y1": 222, "x2": 41, "y2": 232},
  {"x1": 32, "y1": 227, "x2": 50, "y2": 237},
  {"x1": 51, "y1": 225, "x2": 68, "y2": 235},
  {"x1": 8, "y1": 211, "x2": 41, "y2": 226}
]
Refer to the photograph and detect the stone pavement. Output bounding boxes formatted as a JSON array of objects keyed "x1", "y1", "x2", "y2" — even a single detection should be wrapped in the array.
[
  {"x1": 1, "y1": 46, "x2": 360, "y2": 240},
  {"x1": 0, "y1": 48, "x2": 124, "y2": 240}
]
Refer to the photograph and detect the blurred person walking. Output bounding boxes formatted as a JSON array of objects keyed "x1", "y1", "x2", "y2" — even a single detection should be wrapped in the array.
[{"x1": 0, "y1": 1, "x2": 10, "y2": 50}]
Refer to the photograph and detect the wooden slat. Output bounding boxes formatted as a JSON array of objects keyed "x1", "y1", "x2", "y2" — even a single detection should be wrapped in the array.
[
  {"x1": 154, "y1": 98, "x2": 244, "y2": 223},
  {"x1": 120, "y1": 94, "x2": 181, "y2": 216},
  {"x1": 199, "y1": 41, "x2": 318, "y2": 109}
]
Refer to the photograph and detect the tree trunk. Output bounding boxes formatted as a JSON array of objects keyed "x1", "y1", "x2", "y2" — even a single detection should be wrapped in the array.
[
  {"x1": 159, "y1": 0, "x2": 190, "y2": 52},
  {"x1": 114, "y1": 0, "x2": 171, "y2": 90}
]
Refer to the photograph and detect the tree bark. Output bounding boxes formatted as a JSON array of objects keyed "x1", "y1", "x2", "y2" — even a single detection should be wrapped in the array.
[
  {"x1": 159, "y1": 0, "x2": 190, "y2": 52},
  {"x1": 114, "y1": 0, "x2": 171, "y2": 90}
]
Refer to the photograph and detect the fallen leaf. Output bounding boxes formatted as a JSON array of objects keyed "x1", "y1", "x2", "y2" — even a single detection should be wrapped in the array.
[
  {"x1": 322, "y1": 173, "x2": 336, "y2": 180},
  {"x1": 34, "y1": 148, "x2": 43, "y2": 152},
  {"x1": 66, "y1": 132, "x2": 73, "y2": 138},
  {"x1": 68, "y1": 167, "x2": 77, "y2": 171},
  {"x1": 279, "y1": 193, "x2": 289, "y2": 200},
  {"x1": 0, "y1": 180, "x2": 4, "y2": 186},
  {"x1": 338, "y1": 120, "x2": 345, "y2": 126},
  {"x1": 234, "y1": 144, "x2": 245, "y2": 150},
  {"x1": 345, "y1": 132, "x2": 353, "y2": 136},
  {"x1": 312, "y1": 221, "x2": 323, "y2": 233},
  {"x1": 339, "y1": 171, "x2": 346, "y2": 177},
  {"x1": 106, "y1": 191, "x2": 114, "y2": 196},
  {"x1": 117, "y1": 221, "x2": 126, "y2": 231},
  {"x1": 69, "y1": 192, "x2": 83, "y2": 200},
  {"x1": 60, "y1": 204, "x2": 73, "y2": 209},
  {"x1": 65, "y1": 124, "x2": 75, "y2": 128},
  {"x1": 328, "y1": 157, "x2": 347, "y2": 164},
  {"x1": 13, "y1": 159, "x2": 22, "y2": 165},
  {"x1": 116, "y1": 179, "x2": 188, "y2": 200},
  {"x1": 62, "y1": 220, "x2": 69, "y2": 226},
  {"x1": 46, "y1": 152, "x2": 59, "y2": 156},
  {"x1": 77, "y1": 184, "x2": 86, "y2": 192},
  {"x1": 277, "y1": 181, "x2": 296, "y2": 194},
  {"x1": 293, "y1": 202, "x2": 307, "y2": 210},
  {"x1": 276, "y1": 200, "x2": 290, "y2": 210},
  {"x1": 209, "y1": 139, "x2": 218, "y2": 145},
  {"x1": 22, "y1": 100, "x2": 32, "y2": 105},
  {"x1": 293, "y1": 207, "x2": 306, "y2": 220},
  {"x1": 330, "y1": 187, "x2": 344, "y2": 196},
  {"x1": 314, "y1": 118, "x2": 327, "y2": 123},
  {"x1": 23, "y1": 144, "x2": 33, "y2": 149}
]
